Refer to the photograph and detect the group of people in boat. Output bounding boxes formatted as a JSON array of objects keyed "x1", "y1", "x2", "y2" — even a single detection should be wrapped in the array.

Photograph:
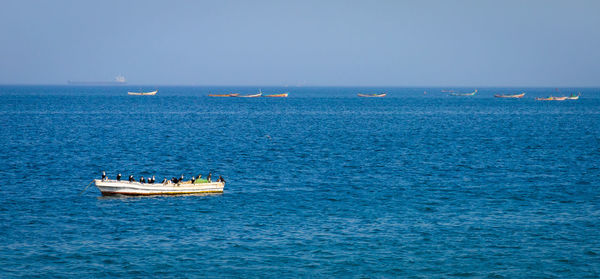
[{"x1": 101, "y1": 171, "x2": 225, "y2": 185}]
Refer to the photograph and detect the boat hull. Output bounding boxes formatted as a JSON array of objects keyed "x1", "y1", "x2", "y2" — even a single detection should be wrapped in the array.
[
  {"x1": 450, "y1": 89, "x2": 478, "y2": 96},
  {"x1": 357, "y1": 94, "x2": 386, "y2": 97},
  {"x1": 94, "y1": 179, "x2": 224, "y2": 196},
  {"x1": 128, "y1": 90, "x2": 158, "y2": 96},
  {"x1": 536, "y1": 96, "x2": 566, "y2": 101},
  {"x1": 208, "y1": 93, "x2": 239, "y2": 97},
  {"x1": 495, "y1": 93, "x2": 525, "y2": 98},
  {"x1": 238, "y1": 93, "x2": 262, "y2": 98},
  {"x1": 264, "y1": 93, "x2": 288, "y2": 97}
]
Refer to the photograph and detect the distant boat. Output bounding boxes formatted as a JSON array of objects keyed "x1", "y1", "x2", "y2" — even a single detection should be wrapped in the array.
[
  {"x1": 441, "y1": 89, "x2": 455, "y2": 93},
  {"x1": 566, "y1": 93, "x2": 581, "y2": 100},
  {"x1": 238, "y1": 90, "x2": 263, "y2": 98},
  {"x1": 535, "y1": 96, "x2": 566, "y2": 101},
  {"x1": 357, "y1": 93, "x2": 386, "y2": 98},
  {"x1": 494, "y1": 92, "x2": 525, "y2": 98},
  {"x1": 542, "y1": 88, "x2": 575, "y2": 101},
  {"x1": 208, "y1": 93, "x2": 240, "y2": 97},
  {"x1": 128, "y1": 90, "x2": 157, "y2": 96},
  {"x1": 449, "y1": 89, "x2": 477, "y2": 96},
  {"x1": 264, "y1": 93, "x2": 289, "y2": 97},
  {"x1": 238, "y1": 93, "x2": 262, "y2": 98}
]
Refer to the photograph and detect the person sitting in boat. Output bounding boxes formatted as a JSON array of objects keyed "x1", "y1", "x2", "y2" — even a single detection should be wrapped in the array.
[
  {"x1": 171, "y1": 177, "x2": 178, "y2": 184},
  {"x1": 161, "y1": 178, "x2": 167, "y2": 184},
  {"x1": 140, "y1": 176, "x2": 145, "y2": 183},
  {"x1": 180, "y1": 174, "x2": 184, "y2": 182},
  {"x1": 101, "y1": 171, "x2": 106, "y2": 181},
  {"x1": 150, "y1": 175, "x2": 155, "y2": 184},
  {"x1": 129, "y1": 175, "x2": 134, "y2": 182},
  {"x1": 217, "y1": 176, "x2": 225, "y2": 183},
  {"x1": 196, "y1": 174, "x2": 202, "y2": 180},
  {"x1": 191, "y1": 176, "x2": 196, "y2": 184},
  {"x1": 116, "y1": 173, "x2": 121, "y2": 181},
  {"x1": 207, "y1": 172, "x2": 212, "y2": 183}
]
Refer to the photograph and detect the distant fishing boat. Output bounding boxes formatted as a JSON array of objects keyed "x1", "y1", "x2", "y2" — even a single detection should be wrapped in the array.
[
  {"x1": 541, "y1": 88, "x2": 574, "y2": 101},
  {"x1": 449, "y1": 89, "x2": 477, "y2": 96},
  {"x1": 566, "y1": 93, "x2": 581, "y2": 100},
  {"x1": 238, "y1": 90, "x2": 263, "y2": 98},
  {"x1": 494, "y1": 92, "x2": 525, "y2": 98},
  {"x1": 264, "y1": 93, "x2": 289, "y2": 97},
  {"x1": 128, "y1": 90, "x2": 157, "y2": 96},
  {"x1": 208, "y1": 93, "x2": 240, "y2": 97},
  {"x1": 535, "y1": 96, "x2": 566, "y2": 101},
  {"x1": 357, "y1": 93, "x2": 386, "y2": 98},
  {"x1": 238, "y1": 93, "x2": 262, "y2": 98}
]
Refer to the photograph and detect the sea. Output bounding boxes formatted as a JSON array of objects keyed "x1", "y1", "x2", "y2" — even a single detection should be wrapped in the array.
[{"x1": 0, "y1": 86, "x2": 599, "y2": 278}]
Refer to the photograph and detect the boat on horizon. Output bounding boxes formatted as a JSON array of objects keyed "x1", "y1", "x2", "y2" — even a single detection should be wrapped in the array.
[
  {"x1": 494, "y1": 92, "x2": 525, "y2": 98},
  {"x1": 128, "y1": 90, "x2": 157, "y2": 96},
  {"x1": 94, "y1": 179, "x2": 225, "y2": 196},
  {"x1": 535, "y1": 96, "x2": 567, "y2": 101},
  {"x1": 264, "y1": 93, "x2": 289, "y2": 97},
  {"x1": 357, "y1": 93, "x2": 386, "y2": 98},
  {"x1": 449, "y1": 89, "x2": 477, "y2": 96},
  {"x1": 238, "y1": 90, "x2": 263, "y2": 98},
  {"x1": 540, "y1": 88, "x2": 579, "y2": 101},
  {"x1": 208, "y1": 93, "x2": 240, "y2": 97},
  {"x1": 238, "y1": 93, "x2": 262, "y2": 98}
]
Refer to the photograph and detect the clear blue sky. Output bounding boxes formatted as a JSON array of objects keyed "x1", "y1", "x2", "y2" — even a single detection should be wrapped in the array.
[{"x1": 1, "y1": 0, "x2": 599, "y2": 86}]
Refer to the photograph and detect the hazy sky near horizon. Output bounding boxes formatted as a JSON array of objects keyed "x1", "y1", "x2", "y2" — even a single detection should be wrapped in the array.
[{"x1": 1, "y1": 0, "x2": 599, "y2": 86}]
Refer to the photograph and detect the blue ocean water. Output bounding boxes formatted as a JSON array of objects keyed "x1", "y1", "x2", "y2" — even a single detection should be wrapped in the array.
[{"x1": 0, "y1": 86, "x2": 599, "y2": 278}]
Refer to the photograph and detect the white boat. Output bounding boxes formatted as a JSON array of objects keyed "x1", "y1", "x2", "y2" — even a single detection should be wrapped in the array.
[
  {"x1": 357, "y1": 93, "x2": 386, "y2": 97},
  {"x1": 128, "y1": 90, "x2": 158, "y2": 96},
  {"x1": 449, "y1": 89, "x2": 477, "y2": 96},
  {"x1": 94, "y1": 179, "x2": 224, "y2": 196},
  {"x1": 238, "y1": 89, "x2": 263, "y2": 98},
  {"x1": 238, "y1": 93, "x2": 262, "y2": 98}
]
